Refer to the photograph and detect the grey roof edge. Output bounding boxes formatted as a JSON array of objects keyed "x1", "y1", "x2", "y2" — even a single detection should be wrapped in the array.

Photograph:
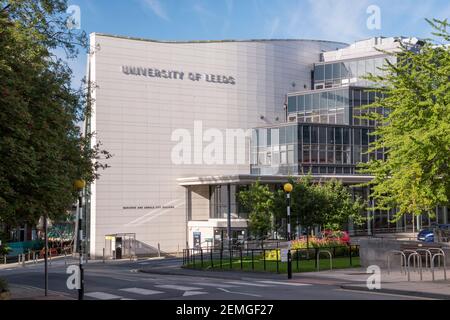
[{"x1": 91, "y1": 32, "x2": 348, "y2": 46}]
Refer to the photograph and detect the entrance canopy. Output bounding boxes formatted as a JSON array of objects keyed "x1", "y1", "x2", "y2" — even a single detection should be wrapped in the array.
[{"x1": 177, "y1": 174, "x2": 374, "y2": 186}]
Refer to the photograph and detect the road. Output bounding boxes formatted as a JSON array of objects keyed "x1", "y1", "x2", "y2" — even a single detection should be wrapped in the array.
[{"x1": 0, "y1": 257, "x2": 422, "y2": 300}]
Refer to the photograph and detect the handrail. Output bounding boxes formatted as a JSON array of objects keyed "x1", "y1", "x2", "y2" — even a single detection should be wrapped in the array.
[{"x1": 387, "y1": 250, "x2": 407, "y2": 275}]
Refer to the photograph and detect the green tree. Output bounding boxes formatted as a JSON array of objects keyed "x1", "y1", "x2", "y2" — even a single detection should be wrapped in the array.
[
  {"x1": 0, "y1": 1, "x2": 110, "y2": 228},
  {"x1": 274, "y1": 176, "x2": 365, "y2": 245},
  {"x1": 358, "y1": 19, "x2": 450, "y2": 220},
  {"x1": 238, "y1": 180, "x2": 274, "y2": 239},
  {"x1": 321, "y1": 179, "x2": 366, "y2": 231}
]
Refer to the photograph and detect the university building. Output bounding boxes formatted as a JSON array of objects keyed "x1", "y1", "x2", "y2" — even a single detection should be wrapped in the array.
[{"x1": 84, "y1": 34, "x2": 448, "y2": 258}]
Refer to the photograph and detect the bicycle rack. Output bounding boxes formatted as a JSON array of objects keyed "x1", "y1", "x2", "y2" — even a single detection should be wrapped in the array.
[
  {"x1": 316, "y1": 250, "x2": 332, "y2": 271},
  {"x1": 430, "y1": 249, "x2": 447, "y2": 281},
  {"x1": 407, "y1": 252, "x2": 422, "y2": 281},
  {"x1": 387, "y1": 250, "x2": 407, "y2": 275},
  {"x1": 415, "y1": 249, "x2": 433, "y2": 270}
]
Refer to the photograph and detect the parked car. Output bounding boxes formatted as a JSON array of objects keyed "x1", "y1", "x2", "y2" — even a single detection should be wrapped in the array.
[
  {"x1": 418, "y1": 224, "x2": 450, "y2": 242},
  {"x1": 417, "y1": 229, "x2": 434, "y2": 242}
]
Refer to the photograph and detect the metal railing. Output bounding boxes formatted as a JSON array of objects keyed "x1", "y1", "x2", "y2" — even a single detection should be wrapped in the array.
[{"x1": 182, "y1": 245, "x2": 359, "y2": 274}]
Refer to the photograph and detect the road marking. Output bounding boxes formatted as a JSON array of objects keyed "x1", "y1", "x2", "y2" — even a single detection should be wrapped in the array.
[
  {"x1": 226, "y1": 281, "x2": 271, "y2": 287},
  {"x1": 182, "y1": 291, "x2": 207, "y2": 297},
  {"x1": 120, "y1": 298, "x2": 136, "y2": 300},
  {"x1": 257, "y1": 281, "x2": 311, "y2": 287},
  {"x1": 85, "y1": 292, "x2": 123, "y2": 300},
  {"x1": 217, "y1": 288, "x2": 261, "y2": 297},
  {"x1": 156, "y1": 285, "x2": 202, "y2": 291},
  {"x1": 193, "y1": 282, "x2": 237, "y2": 288},
  {"x1": 119, "y1": 288, "x2": 164, "y2": 295}
]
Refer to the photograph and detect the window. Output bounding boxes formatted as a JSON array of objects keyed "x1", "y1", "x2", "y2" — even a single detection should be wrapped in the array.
[
  {"x1": 354, "y1": 128, "x2": 361, "y2": 145},
  {"x1": 362, "y1": 129, "x2": 369, "y2": 145},
  {"x1": 279, "y1": 127, "x2": 286, "y2": 144},
  {"x1": 311, "y1": 126, "x2": 319, "y2": 144},
  {"x1": 343, "y1": 128, "x2": 350, "y2": 144},
  {"x1": 319, "y1": 145, "x2": 327, "y2": 163},
  {"x1": 357, "y1": 60, "x2": 365, "y2": 78},
  {"x1": 303, "y1": 145, "x2": 310, "y2": 163},
  {"x1": 335, "y1": 146, "x2": 343, "y2": 164},
  {"x1": 304, "y1": 94, "x2": 312, "y2": 112},
  {"x1": 286, "y1": 126, "x2": 295, "y2": 144},
  {"x1": 302, "y1": 126, "x2": 311, "y2": 144},
  {"x1": 349, "y1": 61, "x2": 357, "y2": 78},
  {"x1": 325, "y1": 64, "x2": 333, "y2": 80},
  {"x1": 311, "y1": 145, "x2": 319, "y2": 163},
  {"x1": 320, "y1": 92, "x2": 328, "y2": 110},
  {"x1": 288, "y1": 96, "x2": 297, "y2": 113},
  {"x1": 333, "y1": 63, "x2": 341, "y2": 79},
  {"x1": 335, "y1": 128, "x2": 343, "y2": 144},
  {"x1": 298, "y1": 95, "x2": 305, "y2": 112},
  {"x1": 327, "y1": 91, "x2": 336, "y2": 109},
  {"x1": 341, "y1": 62, "x2": 349, "y2": 79},
  {"x1": 319, "y1": 127, "x2": 327, "y2": 144},
  {"x1": 313, "y1": 93, "x2": 320, "y2": 111},
  {"x1": 315, "y1": 64, "x2": 325, "y2": 81},
  {"x1": 327, "y1": 145, "x2": 335, "y2": 163},
  {"x1": 327, "y1": 127, "x2": 334, "y2": 144},
  {"x1": 287, "y1": 145, "x2": 295, "y2": 164}
]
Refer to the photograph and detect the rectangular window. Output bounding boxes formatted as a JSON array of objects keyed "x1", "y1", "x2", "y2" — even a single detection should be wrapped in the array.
[
  {"x1": 362, "y1": 128, "x2": 369, "y2": 145},
  {"x1": 343, "y1": 146, "x2": 351, "y2": 164},
  {"x1": 327, "y1": 145, "x2": 334, "y2": 164},
  {"x1": 315, "y1": 64, "x2": 325, "y2": 81},
  {"x1": 335, "y1": 127, "x2": 343, "y2": 144},
  {"x1": 311, "y1": 145, "x2": 319, "y2": 163},
  {"x1": 302, "y1": 126, "x2": 311, "y2": 144},
  {"x1": 320, "y1": 92, "x2": 328, "y2": 110},
  {"x1": 327, "y1": 127, "x2": 334, "y2": 144},
  {"x1": 325, "y1": 64, "x2": 333, "y2": 80},
  {"x1": 357, "y1": 59, "x2": 365, "y2": 78},
  {"x1": 303, "y1": 145, "x2": 310, "y2": 163},
  {"x1": 298, "y1": 95, "x2": 305, "y2": 112},
  {"x1": 288, "y1": 96, "x2": 297, "y2": 113},
  {"x1": 311, "y1": 126, "x2": 319, "y2": 144},
  {"x1": 304, "y1": 94, "x2": 312, "y2": 112},
  {"x1": 327, "y1": 91, "x2": 336, "y2": 109},
  {"x1": 319, "y1": 145, "x2": 327, "y2": 163},
  {"x1": 313, "y1": 93, "x2": 320, "y2": 110},
  {"x1": 354, "y1": 128, "x2": 361, "y2": 145},
  {"x1": 279, "y1": 127, "x2": 286, "y2": 144},
  {"x1": 341, "y1": 62, "x2": 349, "y2": 79},
  {"x1": 333, "y1": 63, "x2": 341, "y2": 79},
  {"x1": 319, "y1": 127, "x2": 327, "y2": 144},
  {"x1": 335, "y1": 146, "x2": 343, "y2": 164},
  {"x1": 343, "y1": 128, "x2": 350, "y2": 145}
]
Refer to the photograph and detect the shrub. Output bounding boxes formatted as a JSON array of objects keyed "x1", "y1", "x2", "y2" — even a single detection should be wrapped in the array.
[{"x1": 291, "y1": 237, "x2": 342, "y2": 249}]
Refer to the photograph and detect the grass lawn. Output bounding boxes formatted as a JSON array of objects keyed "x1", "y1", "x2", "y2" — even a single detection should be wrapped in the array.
[{"x1": 184, "y1": 256, "x2": 360, "y2": 274}]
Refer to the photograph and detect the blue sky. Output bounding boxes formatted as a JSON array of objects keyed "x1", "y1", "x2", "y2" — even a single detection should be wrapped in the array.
[{"x1": 66, "y1": 0, "x2": 450, "y2": 87}]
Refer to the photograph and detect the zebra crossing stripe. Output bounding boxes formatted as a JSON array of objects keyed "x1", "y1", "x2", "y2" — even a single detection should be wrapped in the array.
[
  {"x1": 156, "y1": 285, "x2": 202, "y2": 291},
  {"x1": 225, "y1": 281, "x2": 271, "y2": 287},
  {"x1": 257, "y1": 281, "x2": 311, "y2": 286},
  {"x1": 120, "y1": 288, "x2": 164, "y2": 295},
  {"x1": 85, "y1": 292, "x2": 123, "y2": 300}
]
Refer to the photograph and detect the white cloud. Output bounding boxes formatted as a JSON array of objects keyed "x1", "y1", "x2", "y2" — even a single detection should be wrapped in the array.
[
  {"x1": 142, "y1": 0, "x2": 169, "y2": 21},
  {"x1": 289, "y1": 0, "x2": 371, "y2": 42}
]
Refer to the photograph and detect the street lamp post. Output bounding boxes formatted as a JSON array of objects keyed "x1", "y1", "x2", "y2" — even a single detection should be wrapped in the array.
[
  {"x1": 283, "y1": 183, "x2": 293, "y2": 280},
  {"x1": 44, "y1": 214, "x2": 48, "y2": 296},
  {"x1": 74, "y1": 179, "x2": 86, "y2": 300}
]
